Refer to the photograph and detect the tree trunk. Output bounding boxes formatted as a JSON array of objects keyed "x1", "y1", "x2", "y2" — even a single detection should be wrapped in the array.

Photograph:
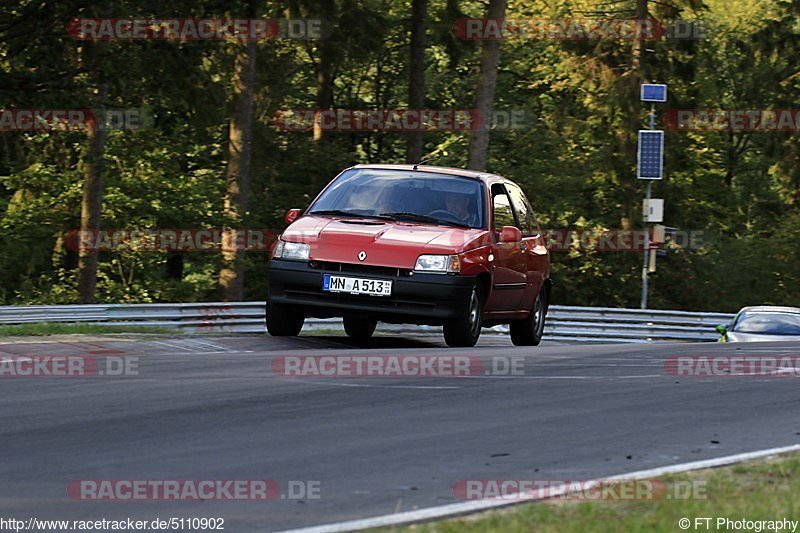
[
  {"x1": 406, "y1": 0, "x2": 427, "y2": 163},
  {"x1": 219, "y1": 35, "x2": 257, "y2": 301},
  {"x1": 631, "y1": 0, "x2": 648, "y2": 75},
  {"x1": 622, "y1": 0, "x2": 648, "y2": 226},
  {"x1": 313, "y1": 2, "x2": 336, "y2": 142},
  {"x1": 467, "y1": 0, "x2": 506, "y2": 171},
  {"x1": 76, "y1": 78, "x2": 107, "y2": 303}
]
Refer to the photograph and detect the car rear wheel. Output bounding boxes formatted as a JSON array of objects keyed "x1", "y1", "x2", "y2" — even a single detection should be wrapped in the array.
[
  {"x1": 343, "y1": 316, "x2": 377, "y2": 343},
  {"x1": 443, "y1": 285, "x2": 483, "y2": 348},
  {"x1": 510, "y1": 289, "x2": 546, "y2": 346},
  {"x1": 266, "y1": 301, "x2": 304, "y2": 336}
]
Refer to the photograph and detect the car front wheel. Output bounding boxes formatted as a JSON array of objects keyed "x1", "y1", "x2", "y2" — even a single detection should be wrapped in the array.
[
  {"x1": 510, "y1": 289, "x2": 546, "y2": 346},
  {"x1": 266, "y1": 301, "x2": 305, "y2": 336},
  {"x1": 443, "y1": 285, "x2": 483, "y2": 348},
  {"x1": 343, "y1": 316, "x2": 377, "y2": 343}
]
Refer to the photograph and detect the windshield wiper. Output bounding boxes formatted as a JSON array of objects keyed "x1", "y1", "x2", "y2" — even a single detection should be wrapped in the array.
[
  {"x1": 380, "y1": 212, "x2": 471, "y2": 229},
  {"x1": 309, "y1": 209, "x2": 393, "y2": 220}
]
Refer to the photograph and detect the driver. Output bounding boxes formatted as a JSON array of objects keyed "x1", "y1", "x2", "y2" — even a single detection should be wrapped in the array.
[{"x1": 444, "y1": 192, "x2": 475, "y2": 226}]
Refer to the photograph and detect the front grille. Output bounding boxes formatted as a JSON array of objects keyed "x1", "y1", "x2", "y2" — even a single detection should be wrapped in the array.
[{"x1": 309, "y1": 261, "x2": 412, "y2": 278}]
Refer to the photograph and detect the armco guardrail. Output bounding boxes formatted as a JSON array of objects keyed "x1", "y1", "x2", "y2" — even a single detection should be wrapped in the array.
[
  {"x1": 0, "y1": 302, "x2": 733, "y2": 342},
  {"x1": 0, "y1": 303, "x2": 266, "y2": 334},
  {"x1": 543, "y1": 306, "x2": 733, "y2": 343}
]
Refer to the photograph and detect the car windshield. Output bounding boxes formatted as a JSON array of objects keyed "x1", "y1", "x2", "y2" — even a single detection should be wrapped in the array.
[
  {"x1": 733, "y1": 312, "x2": 800, "y2": 335},
  {"x1": 308, "y1": 169, "x2": 486, "y2": 229}
]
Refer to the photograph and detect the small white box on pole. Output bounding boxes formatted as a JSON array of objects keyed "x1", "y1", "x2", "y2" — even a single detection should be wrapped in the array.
[{"x1": 643, "y1": 198, "x2": 664, "y2": 222}]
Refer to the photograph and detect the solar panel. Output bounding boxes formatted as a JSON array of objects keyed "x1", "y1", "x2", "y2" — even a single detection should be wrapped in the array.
[
  {"x1": 638, "y1": 130, "x2": 664, "y2": 179},
  {"x1": 640, "y1": 84, "x2": 667, "y2": 102}
]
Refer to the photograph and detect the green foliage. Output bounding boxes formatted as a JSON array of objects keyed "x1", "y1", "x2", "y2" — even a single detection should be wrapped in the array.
[{"x1": 0, "y1": 0, "x2": 798, "y2": 311}]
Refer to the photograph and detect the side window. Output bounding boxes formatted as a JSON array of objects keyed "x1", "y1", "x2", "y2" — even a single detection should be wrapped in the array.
[
  {"x1": 491, "y1": 184, "x2": 517, "y2": 233},
  {"x1": 505, "y1": 182, "x2": 538, "y2": 237}
]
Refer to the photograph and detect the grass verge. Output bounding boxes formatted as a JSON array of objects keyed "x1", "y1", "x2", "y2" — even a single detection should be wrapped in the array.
[{"x1": 388, "y1": 452, "x2": 800, "y2": 533}]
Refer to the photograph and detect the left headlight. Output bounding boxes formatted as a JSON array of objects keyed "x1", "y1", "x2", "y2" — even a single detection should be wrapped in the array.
[
  {"x1": 273, "y1": 240, "x2": 310, "y2": 261},
  {"x1": 414, "y1": 254, "x2": 460, "y2": 273}
]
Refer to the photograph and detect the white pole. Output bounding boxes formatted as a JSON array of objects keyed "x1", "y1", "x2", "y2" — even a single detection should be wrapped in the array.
[{"x1": 641, "y1": 103, "x2": 656, "y2": 309}]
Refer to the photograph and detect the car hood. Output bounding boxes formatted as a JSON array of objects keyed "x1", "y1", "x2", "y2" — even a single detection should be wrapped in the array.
[
  {"x1": 727, "y1": 332, "x2": 800, "y2": 342},
  {"x1": 281, "y1": 215, "x2": 491, "y2": 268}
]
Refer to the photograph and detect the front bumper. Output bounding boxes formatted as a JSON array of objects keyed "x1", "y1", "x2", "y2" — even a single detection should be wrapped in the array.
[{"x1": 268, "y1": 259, "x2": 476, "y2": 324}]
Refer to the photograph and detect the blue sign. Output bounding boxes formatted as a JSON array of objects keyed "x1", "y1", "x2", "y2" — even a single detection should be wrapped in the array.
[
  {"x1": 640, "y1": 83, "x2": 667, "y2": 102},
  {"x1": 638, "y1": 130, "x2": 664, "y2": 179}
]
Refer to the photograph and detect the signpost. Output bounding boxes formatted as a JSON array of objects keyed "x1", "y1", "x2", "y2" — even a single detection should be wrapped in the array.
[
  {"x1": 640, "y1": 83, "x2": 667, "y2": 102},
  {"x1": 638, "y1": 84, "x2": 667, "y2": 309},
  {"x1": 649, "y1": 224, "x2": 666, "y2": 273}
]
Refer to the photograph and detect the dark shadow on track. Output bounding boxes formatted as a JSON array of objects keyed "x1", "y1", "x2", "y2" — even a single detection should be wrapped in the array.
[{"x1": 300, "y1": 334, "x2": 447, "y2": 349}]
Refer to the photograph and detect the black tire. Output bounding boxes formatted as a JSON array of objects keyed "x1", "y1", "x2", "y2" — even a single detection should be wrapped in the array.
[
  {"x1": 343, "y1": 316, "x2": 377, "y2": 342},
  {"x1": 510, "y1": 289, "x2": 546, "y2": 346},
  {"x1": 266, "y1": 301, "x2": 304, "y2": 336},
  {"x1": 443, "y1": 285, "x2": 483, "y2": 348}
]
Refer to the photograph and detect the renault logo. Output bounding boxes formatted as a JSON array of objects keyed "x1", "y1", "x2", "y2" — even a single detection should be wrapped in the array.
[{"x1": 358, "y1": 251, "x2": 367, "y2": 261}]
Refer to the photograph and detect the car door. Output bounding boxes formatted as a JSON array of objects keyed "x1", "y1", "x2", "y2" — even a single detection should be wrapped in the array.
[
  {"x1": 505, "y1": 181, "x2": 549, "y2": 311},
  {"x1": 484, "y1": 183, "x2": 527, "y2": 312}
]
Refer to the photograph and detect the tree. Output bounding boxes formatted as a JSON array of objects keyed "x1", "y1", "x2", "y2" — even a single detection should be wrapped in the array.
[
  {"x1": 219, "y1": 9, "x2": 258, "y2": 302},
  {"x1": 312, "y1": 1, "x2": 337, "y2": 142},
  {"x1": 467, "y1": 0, "x2": 506, "y2": 171},
  {"x1": 76, "y1": 5, "x2": 111, "y2": 303},
  {"x1": 406, "y1": 0, "x2": 427, "y2": 163},
  {"x1": 76, "y1": 73, "x2": 108, "y2": 303}
]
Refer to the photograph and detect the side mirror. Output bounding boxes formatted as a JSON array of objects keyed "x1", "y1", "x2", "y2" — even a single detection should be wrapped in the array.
[
  {"x1": 285, "y1": 208, "x2": 303, "y2": 224},
  {"x1": 715, "y1": 324, "x2": 727, "y2": 335},
  {"x1": 499, "y1": 226, "x2": 522, "y2": 243}
]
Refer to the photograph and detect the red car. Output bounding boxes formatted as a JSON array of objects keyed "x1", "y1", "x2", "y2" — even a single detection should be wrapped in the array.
[{"x1": 267, "y1": 164, "x2": 551, "y2": 347}]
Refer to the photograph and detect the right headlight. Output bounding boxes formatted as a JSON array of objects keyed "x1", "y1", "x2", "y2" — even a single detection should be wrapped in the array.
[
  {"x1": 414, "y1": 254, "x2": 460, "y2": 273},
  {"x1": 273, "y1": 240, "x2": 310, "y2": 261}
]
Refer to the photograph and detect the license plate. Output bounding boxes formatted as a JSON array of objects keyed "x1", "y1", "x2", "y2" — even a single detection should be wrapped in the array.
[{"x1": 322, "y1": 274, "x2": 392, "y2": 296}]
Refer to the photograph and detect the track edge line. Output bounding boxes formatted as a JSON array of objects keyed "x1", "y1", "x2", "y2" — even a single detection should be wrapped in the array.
[{"x1": 275, "y1": 443, "x2": 800, "y2": 533}]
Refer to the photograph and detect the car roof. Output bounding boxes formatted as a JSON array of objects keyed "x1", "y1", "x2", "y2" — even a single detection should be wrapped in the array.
[
  {"x1": 739, "y1": 305, "x2": 800, "y2": 314},
  {"x1": 348, "y1": 163, "x2": 507, "y2": 183}
]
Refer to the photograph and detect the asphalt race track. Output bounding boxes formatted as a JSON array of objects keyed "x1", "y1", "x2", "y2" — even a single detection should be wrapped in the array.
[{"x1": 1, "y1": 332, "x2": 799, "y2": 531}]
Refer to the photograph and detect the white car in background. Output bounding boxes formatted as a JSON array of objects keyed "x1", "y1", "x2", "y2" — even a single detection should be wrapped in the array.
[{"x1": 717, "y1": 306, "x2": 800, "y2": 342}]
